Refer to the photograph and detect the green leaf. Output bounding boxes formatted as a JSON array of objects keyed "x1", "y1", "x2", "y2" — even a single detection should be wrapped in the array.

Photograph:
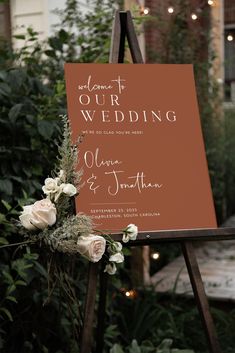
[
  {"x1": 0, "y1": 308, "x2": 13, "y2": 321},
  {"x1": 13, "y1": 34, "x2": 26, "y2": 40},
  {"x1": 0, "y1": 82, "x2": 11, "y2": 96},
  {"x1": 37, "y1": 120, "x2": 54, "y2": 140},
  {"x1": 130, "y1": 340, "x2": 141, "y2": 353},
  {"x1": 34, "y1": 262, "x2": 48, "y2": 278},
  {"x1": 0, "y1": 180, "x2": 13, "y2": 196},
  {"x1": 15, "y1": 280, "x2": 27, "y2": 286},
  {"x1": 0, "y1": 237, "x2": 9, "y2": 245},
  {"x1": 6, "y1": 284, "x2": 16, "y2": 295},
  {"x1": 58, "y1": 29, "x2": 69, "y2": 42},
  {"x1": 44, "y1": 50, "x2": 56, "y2": 58},
  {"x1": 1, "y1": 199, "x2": 11, "y2": 211},
  {"x1": 9, "y1": 104, "x2": 23, "y2": 123},
  {"x1": 6, "y1": 295, "x2": 18, "y2": 304},
  {"x1": 110, "y1": 344, "x2": 125, "y2": 353}
]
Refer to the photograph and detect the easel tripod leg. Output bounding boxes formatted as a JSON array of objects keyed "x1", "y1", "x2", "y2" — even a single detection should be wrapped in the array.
[
  {"x1": 181, "y1": 241, "x2": 222, "y2": 353},
  {"x1": 80, "y1": 263, "x2": 99, "y2": 353},
  {"x1": 96, "y1": 267, "x2": 108, "y2": 352}
]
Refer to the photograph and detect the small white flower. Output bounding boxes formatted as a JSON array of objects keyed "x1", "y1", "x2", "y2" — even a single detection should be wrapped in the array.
[
  {"x1": 108, "y1": 241, "x2": 122, "y2": 254},
  {"x1": 62, "y1": 183, "x2": 77, "y2": 197},
  {"x1": 113, "y1": 241, "x2": 122, "y2": 252},
  {"x1": 122, "y1": 224, "x2": 138, "y2": 243},
  {"x1": 109, "y1": 252, "x2": 124, "y2": 263},
  {"x1": 42, "y1": 178, "x2": 59, "y2": 196},
  {"x1": 104, "y1": 262, "x2": 117, "y2": 275}
]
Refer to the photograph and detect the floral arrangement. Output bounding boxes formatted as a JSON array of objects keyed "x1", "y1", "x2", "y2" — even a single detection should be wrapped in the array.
[{"x1": 18, "y1": 116, "x2": 138, "y2": 275}]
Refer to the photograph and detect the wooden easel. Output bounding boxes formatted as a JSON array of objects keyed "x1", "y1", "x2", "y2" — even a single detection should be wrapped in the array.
[{"x1": 80, "y1": 11, "x2": 235, "y2": 353}]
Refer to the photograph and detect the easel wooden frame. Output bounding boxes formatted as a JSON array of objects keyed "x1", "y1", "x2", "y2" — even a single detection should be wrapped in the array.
[{"x1": 80, "y1": 10, "x2": 235, "y2": 353}]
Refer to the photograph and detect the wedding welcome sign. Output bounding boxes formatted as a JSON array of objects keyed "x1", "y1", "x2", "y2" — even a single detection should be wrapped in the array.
[{"x1": 64, "y1": 64, "x2": 217, "y2": 232}]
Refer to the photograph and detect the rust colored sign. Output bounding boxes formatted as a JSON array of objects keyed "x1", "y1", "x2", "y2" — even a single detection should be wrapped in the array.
[{"x1": 64, "y1": 63, "x2": 217, "y2": 232}]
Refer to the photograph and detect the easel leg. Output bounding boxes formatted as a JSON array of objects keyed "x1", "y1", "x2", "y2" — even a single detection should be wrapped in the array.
[
  {"x1": 80, "y1": 262, "x2": 99, "y2": 353},
  {"x1": 181, "y1": 241, "x2": 222, "y2": 353},
  {"x1": 96, "y1": 265, "x2": 108, "y2": 353}
]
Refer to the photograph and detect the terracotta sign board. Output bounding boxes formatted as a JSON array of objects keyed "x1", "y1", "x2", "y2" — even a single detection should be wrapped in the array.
[{"x1": 64, "y1": 63, "x2": 217, "y2": 232}]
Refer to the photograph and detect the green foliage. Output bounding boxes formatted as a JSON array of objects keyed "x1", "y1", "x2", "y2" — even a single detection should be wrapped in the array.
[
  {"x1": 104, "y1": 289, "x2": 235, "y2": 353},
  {"x1": 110, "y1": 339, "x2": 195, "y2": 353},
  {"x1": 0, "y1": 1, "x2": 115, "y2": 352}
]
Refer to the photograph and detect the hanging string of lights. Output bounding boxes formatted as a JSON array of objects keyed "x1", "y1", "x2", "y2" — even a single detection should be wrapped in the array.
[
  {"x1": 138, "y1": 0, "x2": 216, "y2": 20},
  {"x1": 138, "y1": 0, "x2": 234, "y2": 43}
]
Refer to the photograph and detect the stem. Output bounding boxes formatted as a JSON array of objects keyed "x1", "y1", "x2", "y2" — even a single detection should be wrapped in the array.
[{"x1": 0, "y1": 239, "x2": 37, "y2": 249}]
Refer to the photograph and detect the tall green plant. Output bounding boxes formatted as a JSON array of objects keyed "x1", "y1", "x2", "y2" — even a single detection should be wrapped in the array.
[{"x1": 0, "y1": 1, "x2": 115, "y2": 352}]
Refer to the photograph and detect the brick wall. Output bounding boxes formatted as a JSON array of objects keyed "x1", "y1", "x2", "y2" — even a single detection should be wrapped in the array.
[
  {"x1": 144, "y1": 0, "x2": 210, "y2": 63},
  {"x1": 0, "y1": 3, "x2": 11, "y2": 41},
  {"x1": 225, "y1": 0, "x2": 235, "y2": 25}
]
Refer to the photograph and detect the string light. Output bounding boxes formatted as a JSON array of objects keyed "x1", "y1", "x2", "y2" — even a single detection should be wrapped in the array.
[
  {"x1": 191, "y1": 13, "x2": 198, "y2": 21},
  {"x1": 124, "y1": 289, "x2": 137, "y2": 299},
  {"x1": 227, "y1": 34, "x2": 234, "y2": 42},
  {"x1": 140, "y1": 6, "x2": 150, "y2": 15},
  {"x1": 167, "y1": 6, "x2": 174, "y2": 14},
  {"x1": 207, "y1": 0, "x2": 214, "y2": 5},
  {"x1": 151, "y1": 252, "x2": 160, "y2": 260}
]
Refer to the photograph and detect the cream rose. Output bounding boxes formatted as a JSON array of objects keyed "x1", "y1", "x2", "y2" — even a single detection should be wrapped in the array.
[
  {"x1": 77, "y1": 235, "x2": 106, "y2": 263},
  {"x1": 62, "y1": 183, "x2": 77, "y2": 197},
  {"x1": 42, "y1": 178, "x2": 59, "y2": 196},
  {"x1": 104, "y1": 263, "x2": 117, "y2": 275},
  {"x1": 122, "y1": 223, "x2": 138, "y2": 243},
  {"x1": 19, "y1": 199, "x2": 57, "y2": 231}
]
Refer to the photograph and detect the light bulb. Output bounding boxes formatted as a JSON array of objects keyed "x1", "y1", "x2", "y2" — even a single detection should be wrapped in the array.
[
  {"x1": 227, "y1": 34, "x2": 234, "y2": 42},
  {"x1": 168, "y1": 6, "x2": 174, "y2": 14},
  {"x1": 143, "y1": 7, "x2": 150, "y2": 15},
  {"x1": 125, "y1": 291, "x2": 131, "y2": 297},
  {"x1": 208, "y1": 0, "x2": 214, "y2": 5},
  {"x1": 191, "y1": 13, "x2": 198, "y2": 20},
  {"x1": 152, "y1": 252, "x2": 160, "y2": 260},
  {"x1": 140, "y1": 6, "x2": 150, "y2": 15}
]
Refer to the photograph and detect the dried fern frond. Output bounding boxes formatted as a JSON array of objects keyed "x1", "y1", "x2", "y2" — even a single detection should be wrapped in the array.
[
  {"x1": 43, "y1": 213, "x2": 93, "y2": 251},
  {"x1": 57, "y1": 115, "x2": 83, "y2": 189}
]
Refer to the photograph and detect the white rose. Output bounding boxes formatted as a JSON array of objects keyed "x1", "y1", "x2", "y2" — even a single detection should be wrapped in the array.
[
  {"x1": 122, "y1": 223, "x2": 138, "y2": 243},
  {"x1": 19, "y1": 199, "x2": 57, "y2": 231},
  {"x1": 62, "y1": 183, "x2": 77, "y2": 197},
  {"x1": 42, "y1": 178, "x2": 59, "y2": 196},
  {"x1": 113, "y1": 241, "x2": 122, "y2": 252},
  {"x1": 109, "y1": 252, "x2": 124, "y2": 263},
  {"x1": 77, "y1": 235, "x2": 106, "y2": 263},
  {"x1": 104, "y1": 262, "x2": 117, "y2": 275},
  {"x1": 19, "y1": 205, "x2": 36, "y2": 231},
  {"x1": 108, "y1": 241, "x2": 122, "y2": 254}
]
